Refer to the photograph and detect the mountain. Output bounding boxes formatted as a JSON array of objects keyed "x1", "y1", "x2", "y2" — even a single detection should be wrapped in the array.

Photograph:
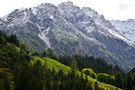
[
  {"x1": 128, "y1": 68, "x2": 135, "y2": 74},
  {"x1": 0, "y1": 31, "x2": 121, "y2": 90},
  {"x1": 111, "y1": 19, "x2": 135, "y2": 42},
  {"x1": 0, "y1": 1, "x2": 135, "y2": 72}
]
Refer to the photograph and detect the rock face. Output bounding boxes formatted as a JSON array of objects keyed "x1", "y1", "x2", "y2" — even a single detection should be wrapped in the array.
[
  {"x1": 0, "y1": 1, "x2": 135, "y2": 72},
  {"x1": 111, "y1": 19, "x2": 135, "y2": 42}
]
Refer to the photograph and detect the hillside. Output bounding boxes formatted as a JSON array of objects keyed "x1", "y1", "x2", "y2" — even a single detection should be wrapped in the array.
[
  {"x1": 32, "y1": 57, "x2": 70, "y2": 73},
  {"x1": 32, "y1": 57, "x2": 121, "y2": 89},
  {"x1": 0, "y1": 31, "x2": 121, "y2": 90}
]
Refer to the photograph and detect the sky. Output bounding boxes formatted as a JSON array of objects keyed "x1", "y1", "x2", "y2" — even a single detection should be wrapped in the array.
[{"x1": 0, "y1": 0, "x2": 135, "y2": 20}]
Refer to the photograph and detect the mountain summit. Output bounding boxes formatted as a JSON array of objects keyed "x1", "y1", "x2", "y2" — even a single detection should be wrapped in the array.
[{"x1": 0, "y1": 1, "x2": 135, "y2": 72}]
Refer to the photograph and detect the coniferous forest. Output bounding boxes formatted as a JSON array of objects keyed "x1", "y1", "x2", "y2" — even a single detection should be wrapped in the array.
[{"x1": 0, "y1": 31, "x2": 135, "y2": 90}]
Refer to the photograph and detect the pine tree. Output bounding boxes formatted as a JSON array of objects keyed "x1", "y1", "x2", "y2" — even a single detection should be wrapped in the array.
[{"x1": 71, "y1": 56, "x2": 78, "y2": 73}]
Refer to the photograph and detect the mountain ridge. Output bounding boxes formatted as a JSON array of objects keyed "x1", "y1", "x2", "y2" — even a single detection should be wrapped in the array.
[
  {"x1": 0, "y1": 1, "x2": 135, "y2": 72},
  {"x1": 111, "y1": 19, "x2": 135, "y2": 43}
]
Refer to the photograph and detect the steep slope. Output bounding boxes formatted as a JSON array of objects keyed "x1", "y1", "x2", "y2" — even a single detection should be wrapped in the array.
[
  {"x1": 0, "y1": 32, "x2": 121, "y2": 90},
  {"x1": 58, "y1": 2, "x2": 135, "y2": 72},
  {"x1": 111, "y1": 19, "x2": 135, "y2": 42},
  {"x1": 128, "y1": 68, "x2": 135, "y2": 74},
  {"x1": 0, "y1": 1, "x2": 135, "y2": 72},
  {"x1": 32, "y1": 57, "x2": 121, "y2": 90}
]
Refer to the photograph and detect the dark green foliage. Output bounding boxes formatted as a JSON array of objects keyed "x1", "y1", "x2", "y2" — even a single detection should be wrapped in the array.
[
  {"x1": 0, "y1": 31, "x2": 6, "y2": 45},
  {"x1": 0, "y1": 32, "x2": 102, "y2": 90},
  {"x1": 43, "y1": 48, "x2": 58, "y2": 60},
  {"x1": 58, "y1": 55, "x2": 135, "y2": 90},
  {"x1": 7, "y1": 35, "x2": 19, "y2": 46},
  {"x1": 71, "y1": 56, "x2": 78, "y2": 72},
  {"x1": 1, "y1": 31, "x2": 135, "y2": 90},
  {"x1": 15, "y1": 63, "x2": 32, "y2": 90},
  {"x1": 0, "y1": 31, "x2": 19, "y2": 46},
  {"x1": 58, "y1": 55, "x2": 122, "y2": 74},
  {"x1": 30, "y1": 51, "x2": 40, "y2": 56},
  {"x1": 97, "y1": 73, "x2": 115, "y2": 85},
  {"x1": 0, "y1": 71, "x2": 12, "y2": 90},
  {"x1": 114, "y1": 71, "x2": 135, "y2": 90},
  {"x1": 81, "y1": 68, "x2": 97, "y2": 79}
]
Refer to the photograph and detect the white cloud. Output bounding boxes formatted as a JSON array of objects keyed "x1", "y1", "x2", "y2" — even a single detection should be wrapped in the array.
[
  {"x1": 119, "y1": 0, "x2": 135, "y2": 10},
  {"x1": 0, "y1": 0, "x2": 135, "y2": 20}
]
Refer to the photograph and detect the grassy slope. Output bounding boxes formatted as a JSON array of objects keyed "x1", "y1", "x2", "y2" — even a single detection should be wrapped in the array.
[{"x1": 32, "y1": 56, "x2": 121, "y2": 90}]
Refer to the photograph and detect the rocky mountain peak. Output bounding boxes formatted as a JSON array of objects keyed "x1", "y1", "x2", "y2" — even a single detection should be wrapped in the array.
[
  {"x1": 0, "y1": 1, "x2": 135, "y2": 72},
  {"x1": 59, "y1": 1, "x2": 74, "y2": 7}
]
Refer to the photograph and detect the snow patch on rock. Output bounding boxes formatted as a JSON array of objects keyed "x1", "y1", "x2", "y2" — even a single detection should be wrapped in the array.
[{"x1": 38, "y1": 27, "x2": 51, "y2": 48}]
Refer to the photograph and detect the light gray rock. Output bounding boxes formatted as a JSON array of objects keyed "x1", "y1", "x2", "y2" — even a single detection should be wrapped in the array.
[
  {"x1": 0, "y1": 1, "x2": 135, "y2": 72},
  {"x1": 111, "y1": 19, "x2": 135, "y2": 42}
]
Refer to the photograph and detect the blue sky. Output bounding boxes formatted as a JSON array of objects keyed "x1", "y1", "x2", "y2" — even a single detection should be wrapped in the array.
[{"x1": 0, "y1": 0, "x2": 135, "y2": 20}]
